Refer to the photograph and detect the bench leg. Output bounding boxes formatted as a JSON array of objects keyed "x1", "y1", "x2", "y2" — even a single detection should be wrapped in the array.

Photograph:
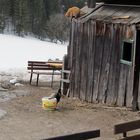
[
  {"x1": 36, "y1": 74, "x2": 39, "y2": 86},
  {"x1": 51, "y1": 70, "x2": 54, "y2": 88},
  {"x1": 123, "y1": 132, "x2": 127, "y2": 137},
  {"x1": 30, "y1": 73, "x2": 33, "y2": 85}
]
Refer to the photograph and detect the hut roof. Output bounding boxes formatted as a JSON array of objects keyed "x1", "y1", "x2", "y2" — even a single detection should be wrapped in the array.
[{"x1": 80, "y1": 4, "x2": 140, "y2": 25}]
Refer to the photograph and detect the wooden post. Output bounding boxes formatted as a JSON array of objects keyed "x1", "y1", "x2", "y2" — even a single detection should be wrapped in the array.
[
  {"x1": 36, "y1": 74, "x2": 39, "y2": 86},
  {"x1": 29, "y1": 73, "x2": 33, "y2": 84},
  {"x1": 51, "y1": 70, "x2": 55, "y2": 87},
  {"x1": 60, "y1": 55, "x2": 70, "y2": 95},
  {"x1": 30, "y1": 62, "x2": 33, "y2": 84},
  {"x1": 87, "y1": 0, "x2": 96, "y2": 8}
]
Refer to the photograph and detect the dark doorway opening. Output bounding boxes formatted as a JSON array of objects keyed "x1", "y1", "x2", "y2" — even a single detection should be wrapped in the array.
[{"x1": 133, "y1": 30, "x2": 140, "y2": 110}]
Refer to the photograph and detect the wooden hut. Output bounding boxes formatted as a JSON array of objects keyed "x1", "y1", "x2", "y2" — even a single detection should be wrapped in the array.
[{"x1": 68, "y1": 2, "x2": 140, "y2": 110}]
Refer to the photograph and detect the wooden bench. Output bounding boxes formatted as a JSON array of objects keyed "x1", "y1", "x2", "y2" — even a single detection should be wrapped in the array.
[
  {"x1": 42, "y1": 129, "x2": 100, "y2": 140},
  {"x1": 27, "y1": 61, "x2": 62, "y2": 87},
  {"x1": 114, "y1": 119, "x2": 140, "y2": 140}
]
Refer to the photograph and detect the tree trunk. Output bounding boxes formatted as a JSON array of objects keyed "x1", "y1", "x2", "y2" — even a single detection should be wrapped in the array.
[{"x1": 87, "y1": 0, "x2": 96, "y2": 8}]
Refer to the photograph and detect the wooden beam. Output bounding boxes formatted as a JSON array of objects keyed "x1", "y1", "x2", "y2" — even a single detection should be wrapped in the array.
[
  {"x1": 114, "y1": 119, "x2": 140, "y2": 134},
  {"x1": 42, "y1": 129, "x2": 100, "y2": 140}
]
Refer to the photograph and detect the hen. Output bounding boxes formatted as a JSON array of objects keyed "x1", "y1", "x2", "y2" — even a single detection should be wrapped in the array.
[{"x1": 49, "y1": 89, "x2": 61, "y2": 103}]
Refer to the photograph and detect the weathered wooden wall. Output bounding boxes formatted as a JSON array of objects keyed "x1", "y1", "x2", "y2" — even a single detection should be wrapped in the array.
[{"x1": 68, "y1": 19, "x2": 137, "y2": 108}]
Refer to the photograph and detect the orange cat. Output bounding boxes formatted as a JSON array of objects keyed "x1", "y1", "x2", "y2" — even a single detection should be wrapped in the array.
[{"x1": 65, "y1": 7, "x2": 80, "y2": 18}]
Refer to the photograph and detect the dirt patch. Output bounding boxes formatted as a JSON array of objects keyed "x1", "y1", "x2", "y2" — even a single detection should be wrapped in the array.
[{"x1": 0, "y1": 82, "x2": 140, "y2": 140}]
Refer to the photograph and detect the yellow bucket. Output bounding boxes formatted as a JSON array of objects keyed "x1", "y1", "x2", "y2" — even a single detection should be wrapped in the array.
[{"x1": 42, "y1": 97, "x2": 57, "y2": 110}]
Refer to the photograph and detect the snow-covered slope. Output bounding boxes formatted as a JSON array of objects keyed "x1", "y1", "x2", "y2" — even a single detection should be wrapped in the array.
[{"x1": 0, "y1": 34, "x2": 67, "y2": 70}]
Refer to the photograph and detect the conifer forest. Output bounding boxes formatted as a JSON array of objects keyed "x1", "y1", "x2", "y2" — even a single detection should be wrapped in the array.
[{"x1": 0, "y1": 0, "x2": 85, "y2": 42}]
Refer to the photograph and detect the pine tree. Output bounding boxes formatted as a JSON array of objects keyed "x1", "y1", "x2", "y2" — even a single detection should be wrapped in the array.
[
  {"x1": 28, "y1": 0, "x2": 47, "y2": 39},
  {"x1": 0, "y1": 2, "x2": 5, "y2": 33},
  {"x1": 0, "y1": 0, "x2": 86, "y2": 40},
  {"x1": 62, "y1": 0, "x2": 85, "y2": 12},
  {"x1": 12, "y1": 0, "x2": 30, "y2": 36}
]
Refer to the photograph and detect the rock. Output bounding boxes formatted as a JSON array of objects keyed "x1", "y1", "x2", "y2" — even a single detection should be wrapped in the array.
[
  {"x1": 0, "y1": 87, "x2": 8, "y2": 91},
  {"x1": 6, "y1": 93, "x2": 17, "y2": 99},
  {"x1": 11, "y1": 90, "x2": 29, "y2": 97},
  {"x1": 16, "y1": 77, "x2": 23, "y2": 83},
  {"x1": 10, "y1": 78, "x2": 17, "y2": 84},
  {"x1": 0, "y1": 90, "x2": 29, "y2": 103},
  {"x1": 1, "y1": 82, "x2": 11, "y2": 89},
  {"x1": 0, "y1": 109, "x2": 7, "y2": 120},
  {"x1": 0, "y1": 98, "x2": 10, "y2": 102},
  {"x1": 0, "y1": 71, "x2": 6, "y2": 76},
  {"x1": 0, "y1": 92, "x2": 17, "y2": 102},
  {"x1": 15, "y1": 83, "x2": 24, "y2": 87}
]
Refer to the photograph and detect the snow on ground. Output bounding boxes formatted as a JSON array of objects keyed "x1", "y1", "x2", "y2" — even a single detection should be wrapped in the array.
[
  {"x1": 0, "y1": 34, "x2": 67, "y2": 81},
  {"x1": 0, "y1": 34, "x2": 67, "y2": 70}
]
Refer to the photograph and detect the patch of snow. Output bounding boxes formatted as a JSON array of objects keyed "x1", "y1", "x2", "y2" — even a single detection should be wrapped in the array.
[
  {"x1": 15, "y1": 83, "x2": 24, "y2": 87},
  {"x1": 10, "y1": 78, "x2": 18, "y2": 84},
  {"x1": 0, "y1": 34, "x2": 67, "y2": 81},
  {"x1": 0, "y1": 34, "x2": 67, "y2": 70}
]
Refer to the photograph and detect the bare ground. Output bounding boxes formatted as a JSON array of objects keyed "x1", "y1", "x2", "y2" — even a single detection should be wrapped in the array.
[{"x1": 0, "y1": 82, "x2": 140, "y2": 140}]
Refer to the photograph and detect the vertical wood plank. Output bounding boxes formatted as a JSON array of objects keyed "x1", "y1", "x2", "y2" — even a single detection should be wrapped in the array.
[
  {"x1": 127, "y1": 25, "x2": 137, "y2": 108},
  {"x1": 69, "y1": 20, "x2": 75, "y2": 69},
  {"x1": 85, "y1": 21, "x2": 91, "y2": 101},
  {"x1": 70, "y1": 21, "x2": 77, "y2": 97},
  {"x1": 73, "y1": 21, "x2": 79, "y2": 98},
  {"x1": 74, "y1": 21, "x2": 83, "y2": 98},
  {"x1": 98, "y1": 23, "x2": 112, "y2": 103},
  {"x1": 126, "y1": 66, "x2": 134, "y2": 108},
  {"x1": 106, "y1": 24, "x2": 117, "y2": 104},
  {"x1": 117, "y1": 64, "x2": 129, "y2": 106},
  {"x1": 92, "y1": 22, "x2": 104, "y2": 102},
  {"x1": 86, "y1": 21, "x2": 96, "y2": 102},
  {"x1": 138, "y1": 71, "x2": 140, "y2": 109},
  {"x1": 79, "y1": 22, "x2": 88, "y2": 100}
]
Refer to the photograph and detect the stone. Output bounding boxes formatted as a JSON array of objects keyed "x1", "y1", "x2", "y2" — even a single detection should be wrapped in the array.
[
  {"x1": 15, "y1": 83, "x2": 24, "y2": 87},
  {"x1": 9, "y1": 78, "x2": 18, "y2": 84},
  {"x1": 0, "y1": 109, "x2": 7, "y2": 120},
  {"x1": 1, "y1": 82, "x2": 11, "y2": 89},
  {"x1": 11, "y1": 90, "x2": 29, "y2": 97},
  {"x1": 0, "y1": 87, "x2": 8, "y2": 91},
  {"x1": 0, "y1": 92, "x2": 17, "y2": 102}
]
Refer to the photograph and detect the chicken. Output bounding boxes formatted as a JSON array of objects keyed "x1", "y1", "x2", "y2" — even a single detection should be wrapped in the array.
[{"x1": 49, "y1": 89, "x2": 61, "y2": 103}]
